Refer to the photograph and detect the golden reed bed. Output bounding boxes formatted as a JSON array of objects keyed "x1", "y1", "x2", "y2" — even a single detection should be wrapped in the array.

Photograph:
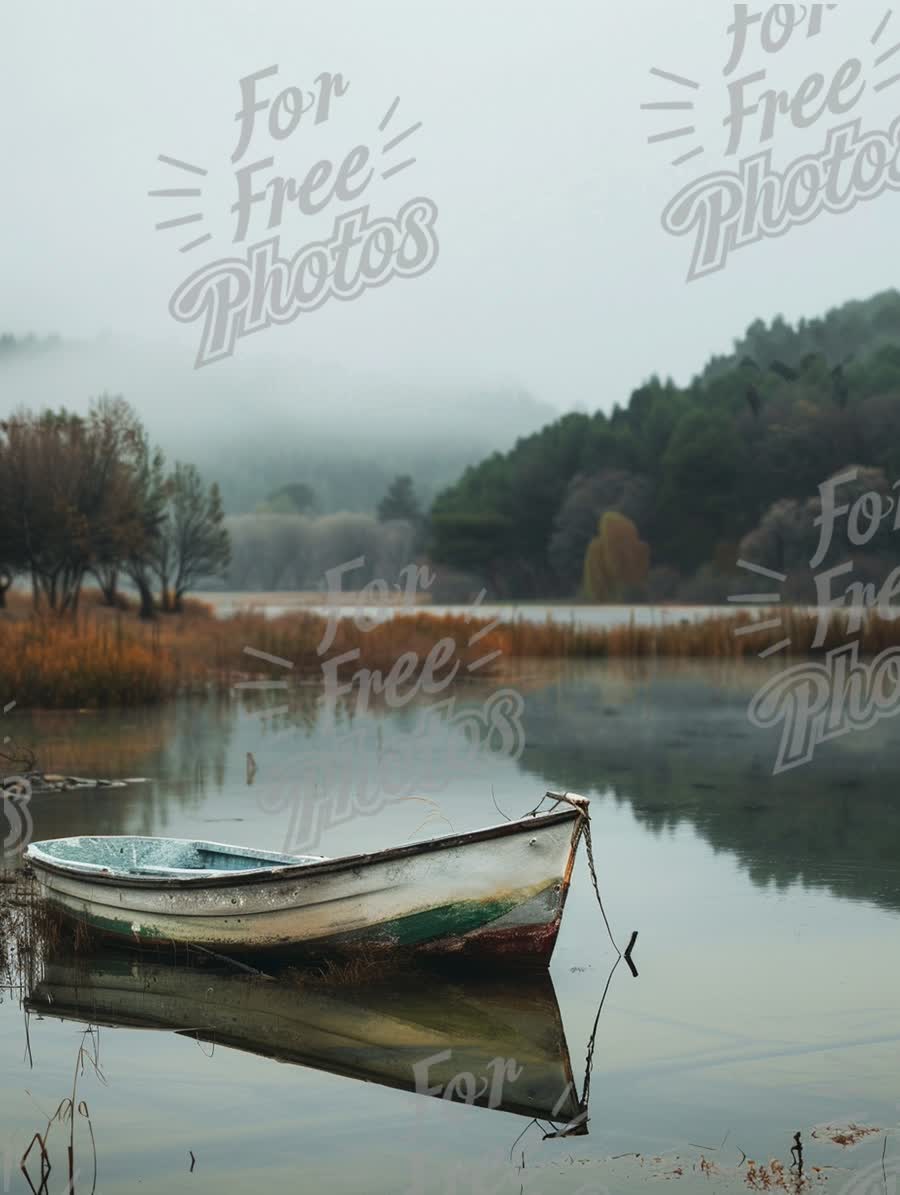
[{"x1": 0, "y1": 590, "x2": 895, "y2": 707}]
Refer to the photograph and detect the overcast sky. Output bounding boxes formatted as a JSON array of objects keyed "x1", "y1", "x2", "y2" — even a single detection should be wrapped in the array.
[{"x1": 3, "y1": 1, "x2": 899, "y2": 412}]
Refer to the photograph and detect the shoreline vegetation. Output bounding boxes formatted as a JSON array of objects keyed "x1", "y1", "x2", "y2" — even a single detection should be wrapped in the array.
[{"x1": 0, "y1": 588, "x2": 897, "y2": 709}]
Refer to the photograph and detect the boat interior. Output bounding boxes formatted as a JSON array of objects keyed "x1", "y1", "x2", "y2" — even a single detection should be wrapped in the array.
[{"x1": 27, "y1": 836, "x2": 323, "y2": 877}]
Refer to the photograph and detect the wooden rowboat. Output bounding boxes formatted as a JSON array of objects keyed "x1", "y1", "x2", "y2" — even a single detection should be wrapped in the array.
[
  {"x1": 24, "y1": 797, "x2": 587, "y2": 965},
  {"x1": 25, "y1": 949, "x2": 587, "y2": 1126}
]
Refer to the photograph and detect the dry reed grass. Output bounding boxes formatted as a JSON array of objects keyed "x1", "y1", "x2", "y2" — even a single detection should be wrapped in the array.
[{"x1": 1, "y1": 594, "x2": 897, "y2": 709}]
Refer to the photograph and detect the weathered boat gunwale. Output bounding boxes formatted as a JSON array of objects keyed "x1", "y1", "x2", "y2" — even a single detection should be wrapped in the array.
[{"x1": 26, "y1": 809, "x2": 581, "y2": 891}]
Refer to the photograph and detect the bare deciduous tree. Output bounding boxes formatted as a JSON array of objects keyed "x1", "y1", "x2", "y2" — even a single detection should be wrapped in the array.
[
  {"x1": 122, "y1": 434, "x2": 168, "y2": 620},
  {"x1": 0, "y1": 402, "x2": 148, "y2": 614},
  {"x1": 154, "y1": 463, "x2": 230, "y2": 612}
]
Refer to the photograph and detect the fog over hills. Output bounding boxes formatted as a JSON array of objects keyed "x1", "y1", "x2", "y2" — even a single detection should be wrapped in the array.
[{"x1": 0, "y1": 335, "x2": 556, "y2": 513}]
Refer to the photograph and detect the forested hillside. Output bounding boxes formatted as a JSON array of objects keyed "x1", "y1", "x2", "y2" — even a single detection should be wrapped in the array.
[{"x1": 430, "y1": 291, "x2": 900, "y2": 600}]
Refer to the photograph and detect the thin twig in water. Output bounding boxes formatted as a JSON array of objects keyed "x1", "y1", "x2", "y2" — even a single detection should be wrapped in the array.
[
  {"x1": 689, "y1": 1130, "x2": 731, "y2": 1152},
  {"x1": 491, "y1": 786, "x2": 511, "y2": 822},
  {"x1": 20, "y1": 1131, "x2": 50, "y2": 1195},
  {"x1": 21, "y1": 1035, "x2": 102, "y2": 1195},
  {"x1": 23, "y1": 1009, "x2": 33, "y2": 1069},
  {"x1": 186, "y1": 942, "x2": 274, "y2": 980},
  {"x1": 191, "y1": 1033, "x2": 216, "y2": 1058},
  {"x1": 508, "y1": 1119, "x2": 540, "y2": 1163},
  {"x1": 790, "y1": 1130, "x2": 803, "y2": 1175},
  {"x1": 400, "y1": 796, "x2": 454, "y2": 837},
  {"x1": 883, "y1": 1133, "x2": 888, "y2": 1193},
  {"x1": 0, "y1": 738, "x2": 37, "y2": 774},
  {"x1": 409, "y1": 810, "x2": 454, "y2": 837},
  {"x1": 78, "y1": 1100, "x2": 98, "y2": 1195}
]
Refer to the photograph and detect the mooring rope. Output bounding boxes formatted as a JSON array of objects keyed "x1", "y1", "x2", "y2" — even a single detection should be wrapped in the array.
[
  {"x1": 542, "y1": 953, "x2": 622, "y2": 1139},
  {"x1": 535, "y1": 791, "x2": 623, "y2": 959},
  {"x1": 576, "y1": 812, "x2": 622, "y2": 960},
  {"x1": 578, "y1": 953, "x2": 621, "y2": 1114}
]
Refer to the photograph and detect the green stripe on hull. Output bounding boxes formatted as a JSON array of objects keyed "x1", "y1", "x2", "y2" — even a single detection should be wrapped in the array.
[
  {"x1": 311, "y1": 884, "x2": 560, "y2": 951},
  {"x1": 50, "y1": 885, "x2": 557, "y2": 953},
  {"x1": 335, "y1": 896, "x2": 522, "y2": 948},
  {"x1": 57, "y1": 906, "x2": 164, "y2": 941}
]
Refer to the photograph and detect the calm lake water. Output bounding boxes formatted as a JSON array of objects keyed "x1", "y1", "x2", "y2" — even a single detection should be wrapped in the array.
[
  {"x1": 209, "y1": 593, "x2": 798, "y2": 627},
  {"x1": 1, "y1": 660, "x2": 899, "y2": 1193}
]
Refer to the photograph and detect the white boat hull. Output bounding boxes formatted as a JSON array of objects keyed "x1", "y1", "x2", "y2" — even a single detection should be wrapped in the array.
[{"x1": 26, "y1": 808, "x2": 584, "y2": 965}]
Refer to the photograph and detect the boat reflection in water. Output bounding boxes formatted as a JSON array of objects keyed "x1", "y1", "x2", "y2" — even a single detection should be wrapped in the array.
[{"x1": 26, "y1": 947, "x2": 589, "y2": 1128}]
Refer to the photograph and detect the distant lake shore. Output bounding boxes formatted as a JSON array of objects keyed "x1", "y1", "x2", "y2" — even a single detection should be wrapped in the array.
[{"x1": 204, "y1": 591, "x2": 826, "y2": 627}]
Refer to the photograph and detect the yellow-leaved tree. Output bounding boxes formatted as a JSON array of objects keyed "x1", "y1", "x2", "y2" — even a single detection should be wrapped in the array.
[{"x1": 582, "y1": 512, "x2": 650, "y2": 602}]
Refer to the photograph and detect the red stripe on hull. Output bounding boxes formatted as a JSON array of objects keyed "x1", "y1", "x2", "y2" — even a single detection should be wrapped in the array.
[{"x1": 420, "y1": 917, "x2": 563, "y2": 966}]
